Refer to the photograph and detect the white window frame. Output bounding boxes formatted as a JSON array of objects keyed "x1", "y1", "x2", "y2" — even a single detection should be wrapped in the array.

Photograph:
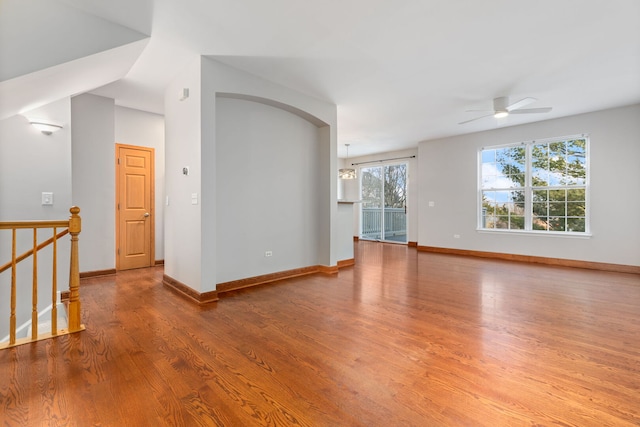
[{"x1": 478, "y1": 134, "x2": 590, "y2": 236}]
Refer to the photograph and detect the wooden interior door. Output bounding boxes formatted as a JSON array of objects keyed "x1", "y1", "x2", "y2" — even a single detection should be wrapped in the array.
[{"x1": 116, "y1": 144, "x2": 154, "y2": 270}]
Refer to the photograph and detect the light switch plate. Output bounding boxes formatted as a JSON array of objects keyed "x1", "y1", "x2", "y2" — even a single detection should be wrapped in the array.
[{"x1": 42, "y1": 192, "x2": 53, "y2": 205}]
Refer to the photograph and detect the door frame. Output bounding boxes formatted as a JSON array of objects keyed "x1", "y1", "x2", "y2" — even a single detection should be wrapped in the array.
[
  {"x1": 358, "y1": 161, "x2": 409, "y2": 244},
  {"x1": 115, "y1": 143, "x2": 155, "y2": 270}
]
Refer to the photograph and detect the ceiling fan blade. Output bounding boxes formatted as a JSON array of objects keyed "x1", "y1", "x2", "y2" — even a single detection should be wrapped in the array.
[
  {"x1": 509, "y1": 107, "x2": 552, "y2": 114},
  {"x1": 459, "y1": 113, "x2": 494, "y2": 124},
  {"x1": 506, "y1": 97, "x2": 536, "y2": 111},
  {"x1": 465, "y1": 109, "x2": 494, "y2": 113}
]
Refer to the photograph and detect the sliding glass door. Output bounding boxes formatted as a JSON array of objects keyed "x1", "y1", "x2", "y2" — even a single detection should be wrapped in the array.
[{"x1": 360, "y1": 163, "x2": 407, "y2": 243}]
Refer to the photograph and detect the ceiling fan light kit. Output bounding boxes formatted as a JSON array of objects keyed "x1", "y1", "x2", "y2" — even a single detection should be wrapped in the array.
[{"x1": 460, "y1": 96, "x2": 552, "y2": 124}]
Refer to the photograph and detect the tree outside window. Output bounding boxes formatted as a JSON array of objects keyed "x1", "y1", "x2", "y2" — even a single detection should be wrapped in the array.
[{"x1": 480, "y1": 136, "x2": 588, "y2": 233}]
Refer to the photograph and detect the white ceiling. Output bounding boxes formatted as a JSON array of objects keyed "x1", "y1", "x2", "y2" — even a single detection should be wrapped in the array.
[{"x1": 3, "y1": 0, "x2": 640, "y2": 157}]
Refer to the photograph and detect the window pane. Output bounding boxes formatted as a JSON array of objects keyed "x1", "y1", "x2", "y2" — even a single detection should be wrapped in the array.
[
  {"x1": 533, "y1": 139, "x2": 587, "y2": 187},
  {"x1": 484, "y1": 215, "x2": 497, "y2": 228},
  {"x1": 480, "y1": 137, "x2": 588, "y2": 234},
  {"x1": 532, "y1": 144, "x2": 549, "y2": 186},
  {"x1": 567, "y1": 218, "x2": 586, "y2": 232},
  {"x1": 511, "y1": 174, "x2": 525, "y2": 187},
  {"x1": 549, "y1": 217, "x2": 565, "y2": 231},
  {"x1": 549, "y1": 202, "x2": 566, "y2": 216},
  {"x1": 482, "y1": 149, "x2": 496, "y2": 163},
  {"x1": 567, "y1": 202, "x2": 586, "y2": 216},
  {"x1": 482, "y1": 146, "x2": 525, "y2": 189},
  {"x1": 549, "y1": 189, "x2": 566, "y2": 201},
  {"x1": 533, "y1": 189, "x2": 548, "y2": 202},
  {"x1": 510, "y1": 216, "x2": 525, "y2": 230},
  {"x1": 533, "y1": 217, "x2": 548, "y2": 230},
  {"x1": 482, "y1": 174, "x2": 496, "y2": 189},
  {"x1": 495, "y1": 217, "x2": 509, "y2": 229},
  {"x1": 568, "y1": 188, "x2": 585, "y2": 202},
  {"x1": 532, "y1": 169, "x2": 548, "y2": 186},
  {"x1": 362, "y1": 168, "x2": 383, "y2": 208},
  {"x1": 532, "y1": 202, "x2": 548, "y2": 217},
  {"x1": 514, "y1": 201, "x2": 525, "y2": 212}
]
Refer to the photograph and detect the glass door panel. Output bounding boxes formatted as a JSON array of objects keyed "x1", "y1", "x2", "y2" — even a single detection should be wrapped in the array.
[
  {"x1": 383, "y1": 164, "x2": 407, "y2": 242},
  {"x1": 361, "y1": 167, "x2": 383, "y2": 240},
  {"x1": 360, "y1": 163, "x2": 407, "y2": 243}
]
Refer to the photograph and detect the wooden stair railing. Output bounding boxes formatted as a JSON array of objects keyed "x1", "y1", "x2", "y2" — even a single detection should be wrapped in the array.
[{"x1": 0, "y1": 207, "x2": 84, "y2": 349}]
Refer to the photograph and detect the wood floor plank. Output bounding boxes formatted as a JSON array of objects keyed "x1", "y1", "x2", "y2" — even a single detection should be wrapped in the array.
[{"x1": 1, "y1": 241, "x2": 639, "y2": 426}]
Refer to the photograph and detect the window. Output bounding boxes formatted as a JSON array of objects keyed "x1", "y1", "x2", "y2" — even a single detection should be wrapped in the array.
[{"x1": 480, "y1": 135, "x2": 588, "y2": 234}]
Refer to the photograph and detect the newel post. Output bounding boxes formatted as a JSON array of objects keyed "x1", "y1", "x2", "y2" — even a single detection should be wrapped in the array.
[{"x1": 68, "y1": 206, "x2": 82, "y2": 332}]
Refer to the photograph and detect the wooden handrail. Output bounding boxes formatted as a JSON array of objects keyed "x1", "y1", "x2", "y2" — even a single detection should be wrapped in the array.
[
  {"x1": 0, "y1": 229, "x2": 69, "y2": 274},
  {"x1": 0, "y1": 220, "x2": 69, "y2": 229},
  {"x1": 0, "y1": 207, "x2": 84, "y2": 349}
]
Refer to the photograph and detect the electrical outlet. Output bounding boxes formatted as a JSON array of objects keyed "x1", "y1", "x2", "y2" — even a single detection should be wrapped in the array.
[
  {"x1": 453, "y1": 234, "x2": 461, "y2": 239},
  {"x1": 265, "y1": 251, "x2": 273, "y2": 257}
]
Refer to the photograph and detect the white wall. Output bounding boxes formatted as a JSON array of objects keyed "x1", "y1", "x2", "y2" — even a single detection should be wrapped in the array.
[
  {"x1": 71, "y1": 93, "x2": 115, "y2": 272},
  {"x1": 164, "y1": 56, "x2": 338, "y2": 293},
  {"x1": 164, "y1": 56, "x2": 203, "y2": 291},
  {"x1": 0, "y1": 99, "x2": 72, "y2": 220},
  {"x1": 215, "y1": 97, "x2": 322, "y2": 283},
  {"x1": 115, "y1": 106, "x2": 165, "y2": 261},
  {"x1": 0, "y1": 98, "x2": 72, "y2": 338},
  {"x1": 0, "y1": 0, "x2": 147, "y2": 82},
  {"x1": 418, "y1": 104, "x2": 640, "y2": 266}
]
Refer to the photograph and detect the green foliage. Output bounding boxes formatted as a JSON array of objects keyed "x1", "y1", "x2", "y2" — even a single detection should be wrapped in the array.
[
  {"x1": 481, "y1": 138, "x2": 587, "y2": 232},
  {"x1": 362, "y1": 165, "x2": 406, "y2": 209}
]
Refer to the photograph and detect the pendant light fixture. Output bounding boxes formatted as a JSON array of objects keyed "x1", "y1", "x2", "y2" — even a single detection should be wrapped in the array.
[{"x1": 339, "y1": 144, "x2": 357, "y2": 179}]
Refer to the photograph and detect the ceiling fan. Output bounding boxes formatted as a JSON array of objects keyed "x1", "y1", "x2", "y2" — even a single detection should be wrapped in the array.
[{"x1": 459, "y1": 96, "x2": 552, "y2": 124}]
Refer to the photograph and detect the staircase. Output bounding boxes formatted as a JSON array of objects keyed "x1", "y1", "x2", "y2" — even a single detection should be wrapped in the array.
[{"x1": 0, "y1": 207, "x2": 84, "y2": 349}]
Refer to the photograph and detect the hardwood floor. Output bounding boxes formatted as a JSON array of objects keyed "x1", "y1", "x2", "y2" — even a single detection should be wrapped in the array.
[{"x1": 1, "y1": 241, "x2": 639, "y2": 426}]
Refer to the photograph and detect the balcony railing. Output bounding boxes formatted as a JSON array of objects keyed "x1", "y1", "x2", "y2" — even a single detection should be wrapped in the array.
[
  {"x1": 361, "y1": 207, "x2": 406, "y2": 240},
  {"x1": 0, "y1": 207, "x2": 84, "y2": 349}
]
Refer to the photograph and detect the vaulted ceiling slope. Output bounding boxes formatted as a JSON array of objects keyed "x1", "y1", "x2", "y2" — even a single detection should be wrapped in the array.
[
  {"x1": 0, "y1": 0, "x2": 149, "y2": 120},
  {"x1": 2, "y1": 0, "x2": 639, "y2": 156}
]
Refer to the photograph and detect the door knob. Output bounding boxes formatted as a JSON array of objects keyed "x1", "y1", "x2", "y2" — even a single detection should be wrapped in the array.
[{"x1": 143, "y1": 212, "x2": 150, "y2": 217}]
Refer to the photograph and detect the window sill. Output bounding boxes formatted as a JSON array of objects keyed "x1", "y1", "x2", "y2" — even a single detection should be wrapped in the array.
[{"x1": 476, "y1": 229, "x2": 592, "y2": 239}]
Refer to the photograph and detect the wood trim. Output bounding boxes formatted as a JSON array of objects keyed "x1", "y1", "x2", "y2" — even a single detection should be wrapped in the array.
[
  {"x1": 317, "y1": 265, "x2": 339, "y2": 275},
  {"x1": 80, "y1": 269, "x2": 116, "y2": 279},
  {"x1": 0, "y1": 325, "x2": 85, "y2": 350},
  {"x1": 0, "y1": 220, "x2": 69, "y2": 229},
  {"x1": 60, "y1": 291, "x2": 70, "y2": 301},
  {"x1": 353, "y1": 236, "x2": 359, "y2": 242},
  {"x1": 165, "y1": 263, "x2": 349, "y2": 300},
  {"x1": 416, "y1": 246, "x2": 640, "y2": 275},
  {"x1": 408, "y1": 241, "x2": 418, "y2": 247},
  {"x1": 155, "y1": 259, "x2": 164, "y2": 266},
  {"x1": 337, "y1": 258, "x2": 355, "y2": 268},
  {"x1": 163, "y1": 274, "x2": 219, "y2": 304},
  {"x1": 217, "y1": 266, "x2": 320, "y2": 294}
]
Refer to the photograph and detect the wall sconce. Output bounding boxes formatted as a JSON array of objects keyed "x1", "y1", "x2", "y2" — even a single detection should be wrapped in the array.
[
  {"x1": 339, "y1": 143, "x2": 357, "y2": 179},
  {"x1": 30, "y1": 121, "x2": 63, "y2": 135}
]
